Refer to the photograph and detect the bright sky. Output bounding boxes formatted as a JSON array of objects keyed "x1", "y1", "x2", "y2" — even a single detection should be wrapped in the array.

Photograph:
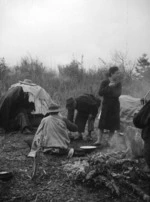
[{"x1": 0, "y1": 0, "x2": 150, "y2": 69}]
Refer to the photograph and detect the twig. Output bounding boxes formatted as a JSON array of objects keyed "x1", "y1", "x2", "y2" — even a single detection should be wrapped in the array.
[
  {"x1": 33, "y1": 194, "x2": 38, "y2": 202},
  {"x1": 31, "y1": 157, "x2": 37, "y2": 180},
  {"x1": 120, "y1": 179, "x2": 150, "y2": 201},
  {"x1": 98, "y1": 194, "x2": 113, "y2": 201}
]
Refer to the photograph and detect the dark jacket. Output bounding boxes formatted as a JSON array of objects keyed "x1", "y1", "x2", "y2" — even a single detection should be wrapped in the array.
[
  {"x1": 133, "y1": 100, "x2": 150, "y2": 168},
  {"x1": 67, "y1": 94, "x2": 100, "y2": 122},
  {"x1": 133, "y1": 100, "x2": 150, "y2": 140},
  {"x1": 76, "y1": 94, "x2": 99, "y2": 117},
  {"x1": 98, "y1": 79, "x2": 122, "y2": 131},
  {"x1": 133, "y1": 100, "x2": 150, "y2": 130}
]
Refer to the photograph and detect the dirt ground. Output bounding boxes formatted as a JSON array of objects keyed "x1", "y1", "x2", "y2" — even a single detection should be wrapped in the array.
[{"x1": 0, "y1": 131, "x2": 149, "y2": 202}]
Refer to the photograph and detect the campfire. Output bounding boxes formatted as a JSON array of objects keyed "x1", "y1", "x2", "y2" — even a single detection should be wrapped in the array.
[{"x1": 63, "y1": 129, "x2": 150, "y2": 202}]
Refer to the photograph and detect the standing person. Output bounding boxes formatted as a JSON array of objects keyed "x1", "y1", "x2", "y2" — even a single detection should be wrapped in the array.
[
  {"x1": 94, "y1": 66, "x2": 122, "y2": 145},
  {"x1": 133, "y1": 100, "x2": 150, "y2": 169},
  {"x1": 66, "y1": 94, "x2": 101, "y2": 140}
]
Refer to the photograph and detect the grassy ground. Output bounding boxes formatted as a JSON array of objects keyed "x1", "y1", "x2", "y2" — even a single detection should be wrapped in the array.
[{"x1": 0, "y1": 131, "x2": 149, "y2": 202}]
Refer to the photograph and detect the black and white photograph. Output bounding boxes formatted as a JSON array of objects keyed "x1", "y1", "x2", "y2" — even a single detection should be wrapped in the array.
[{"x1": 0, "y1": 0, "x2": 150, "y2": 201}]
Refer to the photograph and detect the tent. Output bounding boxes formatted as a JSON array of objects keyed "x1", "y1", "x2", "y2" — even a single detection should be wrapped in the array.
[
  {"x1": 10, "y1": 80, "x2": 54, "y2": 115},
  {"x1": 0, "y1": 80, "x2": 54, "y2": 131}
]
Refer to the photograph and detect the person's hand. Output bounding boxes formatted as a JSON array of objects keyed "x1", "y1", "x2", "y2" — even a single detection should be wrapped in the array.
[
  {"x1": 109, "y1": 82, "x2": 115, "y2": 86},
  {"x1": 113, "y1": 71, "x2": 124, "y2": 84},
  {"x1": 67, "y1": 148, "x2": 74, "y2": 158}
]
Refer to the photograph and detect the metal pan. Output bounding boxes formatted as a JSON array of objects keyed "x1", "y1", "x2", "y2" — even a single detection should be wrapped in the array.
[{"x1": 80, "y1": 146, "x2": 97, "y2": 153}]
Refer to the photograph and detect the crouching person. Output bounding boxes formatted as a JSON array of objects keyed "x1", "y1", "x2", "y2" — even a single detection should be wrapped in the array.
[{"x1": 28, "y1": 103, "x2": 78, "y2": 158}]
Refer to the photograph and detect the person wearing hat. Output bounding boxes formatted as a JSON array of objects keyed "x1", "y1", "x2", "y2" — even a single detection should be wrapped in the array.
[
  {"x1": 66, "y1": 94, "x2": 101, "y2": 140},
  {"x1": 28, "y1": 103, "x2": 78, "y2": 157},
  {"x1": 94, "y1": 66, "x2": 122, "y2": 146},
  {"x1": 19, "y1": 79, "x2": 36, "y2": 85}
]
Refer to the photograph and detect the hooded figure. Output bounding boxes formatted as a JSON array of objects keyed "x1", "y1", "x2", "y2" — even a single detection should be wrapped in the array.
[{"x1": 28, "y1": 103, "x2": 78, "y2": 157}]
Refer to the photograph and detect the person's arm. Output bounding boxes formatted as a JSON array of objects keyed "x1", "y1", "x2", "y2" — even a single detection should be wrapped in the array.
[
  {"x1": 112, "y1": 82, "x2": 122, "y2": 97},
  {"x1": 98, "y1": 80, "x2": 111, "y2": 96},
  {"x1": 99, "y1": 80, "x2": 122, "y2": 97},
  {"x1": 62, "y1": 117, "x2": 78, "y2": 132},
  {"x1": 89, "y1": 104, "x2": 98, "y2": 119},
  {"x1": 67, "y1": 109, "x2": 75, "y2": 122}
]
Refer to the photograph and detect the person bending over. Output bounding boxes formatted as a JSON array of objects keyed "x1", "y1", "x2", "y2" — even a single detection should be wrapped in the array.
[{"x1": 66, "y1": 94, "x2": 101, "y2": 140}]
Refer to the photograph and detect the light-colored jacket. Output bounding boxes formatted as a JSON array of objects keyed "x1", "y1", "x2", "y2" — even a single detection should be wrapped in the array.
[{"x1": 28, "y1": 114, "x2": 72, "y2": 157}]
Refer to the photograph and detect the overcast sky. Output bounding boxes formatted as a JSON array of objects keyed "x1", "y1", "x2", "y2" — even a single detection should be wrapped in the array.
[{"x1": 0, "y1": 0, "x2": 150, "y2": 69}]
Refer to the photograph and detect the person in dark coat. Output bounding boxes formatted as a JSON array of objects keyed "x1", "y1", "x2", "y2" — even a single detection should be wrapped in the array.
[
  {"x1": 133, "y1": 100, "x2": 150, "y2": 169},
  {"x1": 94, "y1": 66, "x2": 122, "y2": 145},
  {"x1": 66, "y1": 94, "x2": 101, "y2": 140},
  {"x1": 0, "y1": 86, "x2": 35, "y2": 134}
]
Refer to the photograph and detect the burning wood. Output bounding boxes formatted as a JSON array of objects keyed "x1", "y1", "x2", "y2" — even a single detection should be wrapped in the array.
[{"x1": 63, "y1": 150, "x2": 150, "y2": 201}]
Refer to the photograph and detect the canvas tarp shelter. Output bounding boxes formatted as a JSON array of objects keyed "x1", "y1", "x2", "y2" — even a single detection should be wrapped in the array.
[
  {"x1": 10, "y1": 81, "x2": 54, "y2": 115},
  {"x1": 0, "y1": 81, "x2": 55, "y2": 130}
]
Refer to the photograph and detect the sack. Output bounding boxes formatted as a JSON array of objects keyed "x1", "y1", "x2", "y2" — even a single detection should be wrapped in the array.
[{"x1": 125, "y1": 126, "x2": 144, "y2": 158}]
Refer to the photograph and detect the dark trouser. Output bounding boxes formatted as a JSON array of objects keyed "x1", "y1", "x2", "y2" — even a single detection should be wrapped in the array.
[
  {"x1": 67, "y1": 109, "x2": 75, "y2": 123},
  {"x1": 88, "y1": 116, "x2": 95, "y2": 133},
  {"x1": 75, "y1": 112, "x2": 95, "y2": 133}
]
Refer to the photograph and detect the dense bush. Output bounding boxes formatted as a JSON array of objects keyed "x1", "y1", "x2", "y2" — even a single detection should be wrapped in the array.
[{"x1": 0, "y1": 53, "x2": 150, "y2": 105}]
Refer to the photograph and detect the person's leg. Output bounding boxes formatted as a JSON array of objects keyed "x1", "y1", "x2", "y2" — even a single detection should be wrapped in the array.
[
  {"x1": 109, "y1": 130, "x2": 115, "y2": 138},
  {"x1": 16, "y1": 110, "x2": 32, "y2": 133},
  {"x1": 105, "y1": 130, "x2": 115, "y2": 146},
  {"x1": 94, "y1": 129, "x2": 103, "y2": 145},
  {"x1": 75, "y1": 112, "x2": 88, "y2": 139},
  {"x1": 87, "y1": 116, "x2": 95, "y2": 140},
  {"x1": 67, "y1": 109, "x2": 75, "y2": 122}
]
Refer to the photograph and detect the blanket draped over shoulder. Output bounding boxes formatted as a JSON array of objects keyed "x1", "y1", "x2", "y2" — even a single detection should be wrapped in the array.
[{"x1": 28, "y1": 115, "x2": 70, "y2": 157}]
